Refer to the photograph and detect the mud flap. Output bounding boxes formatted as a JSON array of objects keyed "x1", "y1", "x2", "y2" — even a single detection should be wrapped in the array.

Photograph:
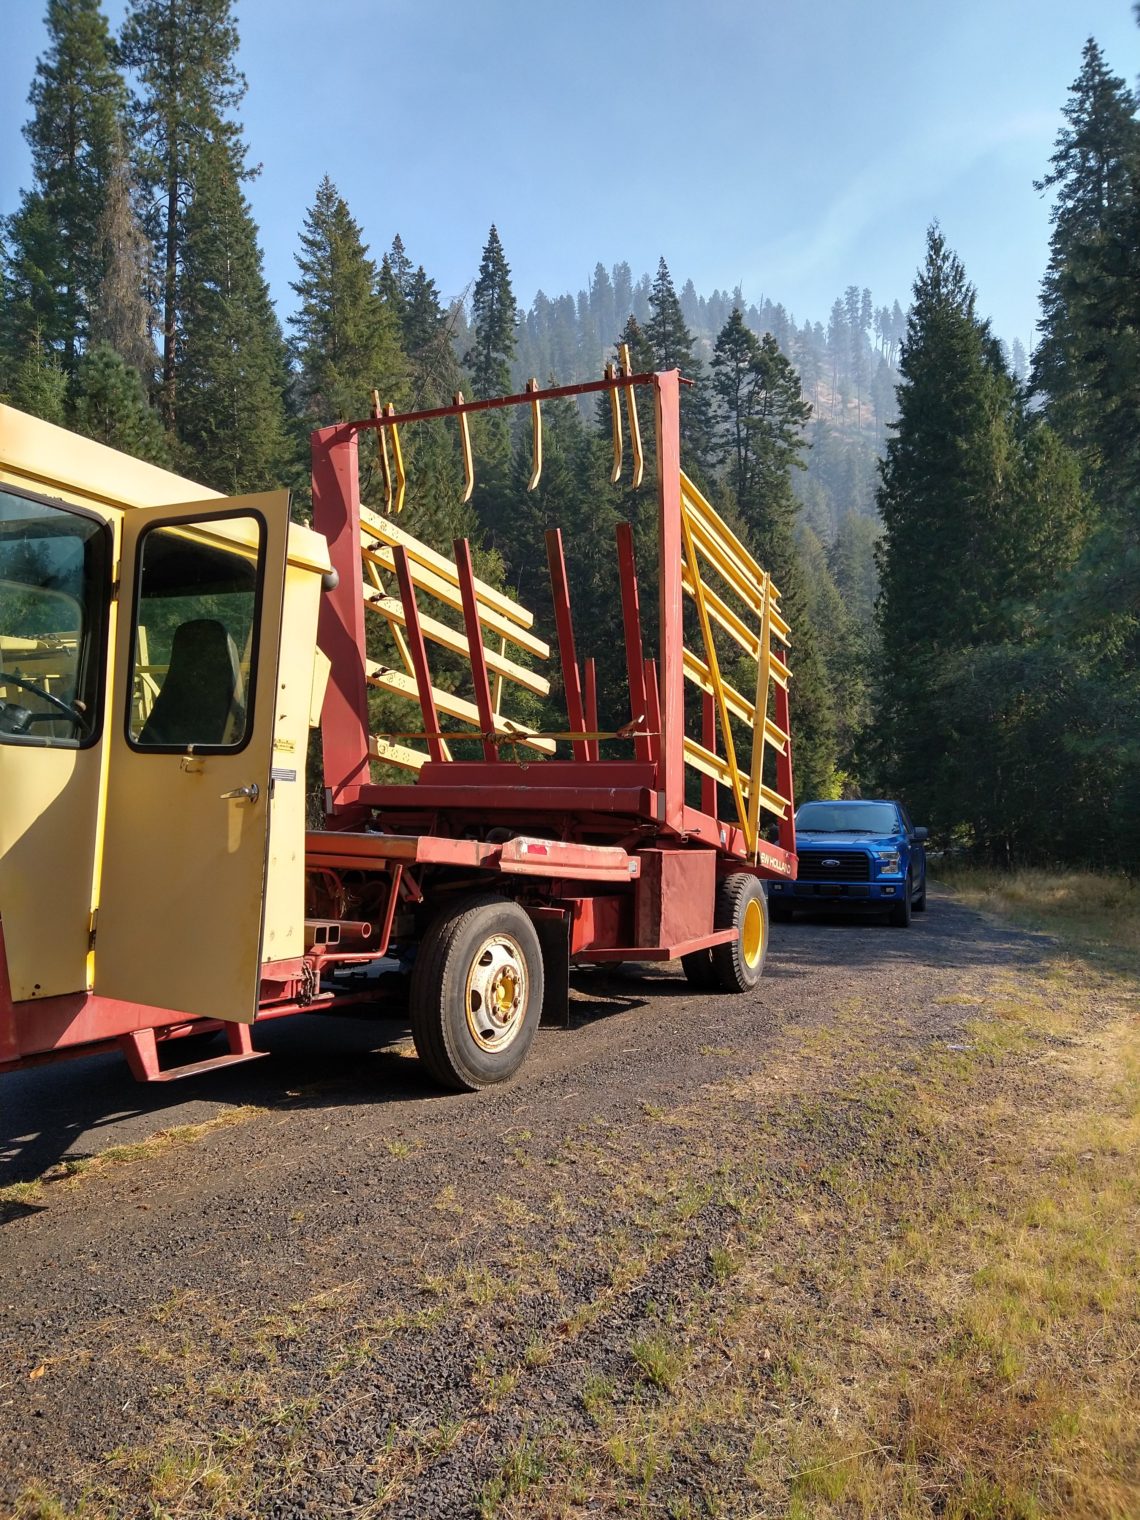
[{"x1": 534, "y1": 912, "x2": 571, "y2": 1027}]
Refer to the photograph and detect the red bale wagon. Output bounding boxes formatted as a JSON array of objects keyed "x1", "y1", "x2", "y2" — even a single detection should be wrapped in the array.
[{"x1": 305, "y1": 365, "x2": 798, "y2": 1089}]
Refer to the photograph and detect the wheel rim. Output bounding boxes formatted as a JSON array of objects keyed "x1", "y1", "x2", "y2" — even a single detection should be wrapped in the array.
[
  {"x1": 741, "y1": 897, "x2": 764, "y2": 968},
  {"x1": 464, "y1": 933, "x2": 529, "y2": 1052}
]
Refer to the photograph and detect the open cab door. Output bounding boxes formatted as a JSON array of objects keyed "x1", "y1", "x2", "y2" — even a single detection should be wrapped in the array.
[{"x1": 94, "y1": 493, "x2": 291, "y2": 1022}]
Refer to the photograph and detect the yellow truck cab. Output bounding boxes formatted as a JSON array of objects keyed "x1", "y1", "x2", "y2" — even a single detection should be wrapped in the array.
[{"x1": 0, "y1": 403, "x2": 330, "y2": 1074}]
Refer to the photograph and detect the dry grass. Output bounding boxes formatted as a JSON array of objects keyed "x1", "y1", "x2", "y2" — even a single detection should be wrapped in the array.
[
  {"x1": 938, "y1": 865, "x2": 1140, "y2": 963},
  {"x1": 490, "y1": 874, "x2": 1140, "y2": 1519}
]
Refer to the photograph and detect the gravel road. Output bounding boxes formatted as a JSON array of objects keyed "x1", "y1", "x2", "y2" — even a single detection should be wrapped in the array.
[{"x1": 0, "y1": 892, "x2": 1048, "y2": 1518}]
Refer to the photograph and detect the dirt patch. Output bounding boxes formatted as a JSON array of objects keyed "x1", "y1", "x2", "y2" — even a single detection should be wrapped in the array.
[{"x1": 1, "y1": 893, "x2": 1136, "y2": 1519}]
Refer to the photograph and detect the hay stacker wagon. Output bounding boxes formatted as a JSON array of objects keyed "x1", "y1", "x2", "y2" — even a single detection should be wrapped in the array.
[{"x1": 0, "y1": 366, "x2": 797, "y2": 1091}]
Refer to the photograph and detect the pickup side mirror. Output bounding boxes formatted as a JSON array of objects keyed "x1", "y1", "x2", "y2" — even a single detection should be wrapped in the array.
[{"x1": 913, "y1": 826, "x2": 929, "y2": 842}]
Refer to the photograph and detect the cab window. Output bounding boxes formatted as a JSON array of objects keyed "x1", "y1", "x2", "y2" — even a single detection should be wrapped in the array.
[
  {"x1": 128, "y1": 515, "x2": 263, "y2": 751},
  {"x1": 0, "y1": 489, "x2": 108, "y2": 747}
]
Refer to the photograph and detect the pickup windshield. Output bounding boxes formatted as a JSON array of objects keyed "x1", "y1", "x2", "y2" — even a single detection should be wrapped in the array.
[
  {"x1": 0, "y1": 490, "x2": 107, "y2": 746},
  {"x1": 796, "y1": 802, "x2": 900, "y2": 834}
]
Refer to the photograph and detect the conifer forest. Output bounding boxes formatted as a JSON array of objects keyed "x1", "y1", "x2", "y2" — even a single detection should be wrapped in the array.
[{"x1": 2, "y1": 0, "x2": 1138, "y2": 872}]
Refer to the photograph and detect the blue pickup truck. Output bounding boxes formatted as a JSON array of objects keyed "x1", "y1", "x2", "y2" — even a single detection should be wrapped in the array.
[{"x1": 769, "y1": 799, "x2": 928, "y2": 927}]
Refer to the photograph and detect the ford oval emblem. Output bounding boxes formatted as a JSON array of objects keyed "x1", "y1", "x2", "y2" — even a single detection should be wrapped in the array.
[{"x1": 822, "y1": 858, "x2": 840, "y2": 867}]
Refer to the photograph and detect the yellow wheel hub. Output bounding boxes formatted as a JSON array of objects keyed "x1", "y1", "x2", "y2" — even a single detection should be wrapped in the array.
[
  {"x1": 492, "y1": 968, "x2": 518, "y2": 1016},
  {"x1": 741, "y1": 897, "x2": 764, "y2": 968}
]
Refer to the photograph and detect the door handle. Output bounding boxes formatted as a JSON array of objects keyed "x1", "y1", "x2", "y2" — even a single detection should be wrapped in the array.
[{"x1": 220, "y1": 783, "x2": 260, "y2": 803}]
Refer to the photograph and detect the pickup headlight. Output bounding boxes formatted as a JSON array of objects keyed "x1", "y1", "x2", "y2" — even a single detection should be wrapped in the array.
[{"x1": 874, "y1": 850, "x2": 902, "y2": 874}]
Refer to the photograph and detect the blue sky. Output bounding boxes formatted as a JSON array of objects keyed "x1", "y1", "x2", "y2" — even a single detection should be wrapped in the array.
[{"x1": 2, "y1": 1, "x2": 1137, "y2": 355}]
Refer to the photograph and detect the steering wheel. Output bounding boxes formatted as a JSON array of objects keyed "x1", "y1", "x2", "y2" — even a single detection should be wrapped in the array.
[{"x1": 0, "y1": 669, "x2": 86, "y2": 727}]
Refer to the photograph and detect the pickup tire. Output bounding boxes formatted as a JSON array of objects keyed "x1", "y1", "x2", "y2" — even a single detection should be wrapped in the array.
[
  {"x1": 913, "y1": 877, "x2": 927, "y2": 912},
  {"x1": 410, "y1": 895, "x2": 543, "y2": 1091},
  {"x1": 710, "y1": 873, "x2": 769, "y2": 992},
  {"x1": 889, "y1": 875, "x2": 913, "y2": 928}
]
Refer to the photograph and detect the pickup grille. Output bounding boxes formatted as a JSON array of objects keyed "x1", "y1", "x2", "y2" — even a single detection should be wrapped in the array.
[{"x1": 797, "y1": 849, "x2": 871, "y2": 882}]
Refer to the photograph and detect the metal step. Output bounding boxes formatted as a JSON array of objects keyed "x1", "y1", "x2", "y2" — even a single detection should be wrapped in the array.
[
  {"x1": 146, "y1": 1047, "x2": 268, "y2": 1082},
  {"x1": 119, "y1": 1022, "x2": 266, "y2": 1082}
]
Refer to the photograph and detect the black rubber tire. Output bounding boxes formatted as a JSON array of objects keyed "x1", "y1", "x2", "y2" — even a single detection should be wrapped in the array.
[
  {"x1": 889, "y1": 876, "x2": 913, "y2": 927},
  {"x1": 913, "y1": 877, "x2": 927, "y2": 912},
  {"x1": 710, "y1": 873, "x2": 769, "y2": 993},
  {"x1": 681, "y1": 949, "x2": 718, "y2": 989},
  {"x1": 409, "y1": 895, "x2": 544, "y2": 1091}
]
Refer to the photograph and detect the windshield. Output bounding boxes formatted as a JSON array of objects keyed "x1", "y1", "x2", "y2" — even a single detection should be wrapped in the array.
[
  {"x1": 0, "y1": 490, "x2": 108, "y2": 747},
  {"x1": 796, "y1": 802, "x2": 901, "y2": 834}
]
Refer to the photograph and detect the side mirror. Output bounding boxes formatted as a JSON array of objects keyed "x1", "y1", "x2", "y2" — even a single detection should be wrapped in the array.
[{"x1": 913, "y1": 826, "x2": 929, "y2": 842}]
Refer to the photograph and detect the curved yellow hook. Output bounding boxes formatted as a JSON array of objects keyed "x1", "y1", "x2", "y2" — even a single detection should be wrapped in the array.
[
  {"x1": 619, "y1": 343, "x2": 644, "y2": 490},
  {"x1": 526, "y1": 377, "x2": 542, "y2": 491},
  {"x1": 372, "y1": 389, "x2": 394, "y2": 514},
  {"x1": 385, "y1": 403, "x2": 406, "y2": 514},
  {"x1": 606, "y1": 361, "x2": 622, "y2": 484},
  {"x1": 454, "y1": 391, "x2": 474, "y2": 503}
]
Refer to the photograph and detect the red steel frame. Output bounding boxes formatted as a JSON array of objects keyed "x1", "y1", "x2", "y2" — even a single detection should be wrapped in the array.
[{"x1": 311, "y1": 369, "x2": 796, "y2": 871}]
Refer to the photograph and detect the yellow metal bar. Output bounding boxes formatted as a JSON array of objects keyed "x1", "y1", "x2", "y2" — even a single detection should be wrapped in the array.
[
  {"x1": 681, "y1": 563, "x2": 759, "y2": 658},
  {"x1": 384, "y1": 403, "x2": 406, "y2": 514},
  {"x1": 679, "y1": 500, "x2": 750, "y2": 850},
  {"x1": 684, "y1": 649, "x2": 789, "y2": 752},
  {"x1": 369, "y1": 735, "x2": 429, "y2": 772},
  {"x1": 454, "y1": 390, "x2": 474, "y2": 503},
  {"x1": 372, "y1": 391, "x2": 394, "y2": 514},
  {"x1": 493, "y1": 634, "x2": 507, "y2": 717},
  {"x1": 683, "y1": 647, "x2": 754, "y2": 726},
  {"x1": 361, "y1": 545, "x2": 550, "y2": 659},
  {"x1": 363, "y1": 589, "x2": 551, "y2": 698},
  {"x1": 619, "y1": 343, "x2": 644, "y2": 489},
  {"x1": 681, "y1": 470, "x2": 766, "y2": 585},
  {"x1": 366, "y1": 661, "x2": 556, "y2": 755},
  {"x1": 358, "y1": 504, "x2": 534, "y2": 628},
  {"x1": 746, "y1": 572, "x2": 774, "y2": 854},
  {"x1": 526, "y1": 377, "x2": 542, "y2": 491},
  {"x1": 606, "y1": 361, "x2": 622, "y2": 483},
  {"x1": 681, "y1": 473, "x2": 791, "y2": 643},
  {"x1": 684, "y1": 739, "x2": 790, "y2": 820},
  {"x1": 363, "y1": 555, "x2": 416, "y2": 674}
]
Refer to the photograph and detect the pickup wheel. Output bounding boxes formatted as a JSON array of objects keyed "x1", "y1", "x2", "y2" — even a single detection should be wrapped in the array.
[
  {"x1": 889, "y1": 875, "x2": 913, "y2": 927},
  {"x1": 913, "y1": 876, "x2": 927, "y2": 912},
  {"x1": 410, "y1": 895, "x2": 544, "y2": 1091},
  {"x1": 710, "y1": 873, "x2": 768, "y2": 993}
]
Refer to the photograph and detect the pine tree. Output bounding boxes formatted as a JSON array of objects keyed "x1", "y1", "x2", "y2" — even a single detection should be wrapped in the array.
[
  {"x1": 176, "y1": 137, "x2": 293, "y2": 493},
  {"x1": 876, "y1": 226, "x2": 1088, "y2": 850},
  {"x1": 1, "y1": 0, "x2": 127, "y2": 375},
  {"x1": 465, "y1": 225, "x2": 517, "y2": 400},
  {"x1": 646, "y1": 258, "x2": 713, "y2": 474},
  {"x1": 290, "y1": 176, "x2": 406, "y2": 424},
  {"x1": 10, "y1": 334, "x2": 69, "y2": 423},
  {"x1": 1032, "y1": 38, "x2": 1140, "y2": 484},
  {"x1": 90, "y1": 136, "x2": 157, "y2": 384},
  {"x1": 72, "y1": 342, "x2": 169, "y2": 462},
  {"x1": 403, "y1": 266, "x2": 462, "y2": 406},
  {"x1": 710, "y1": 310, "x2": 836, "y2": 798},
  {"x1": 118, "y1": 0, "x2": 247, "y2": 429}
]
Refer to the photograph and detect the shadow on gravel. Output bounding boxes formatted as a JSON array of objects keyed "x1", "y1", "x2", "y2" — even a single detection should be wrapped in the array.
[
  {"x1": 772, "y1": 891, "x2": 1048, "y2": 973},
  {"x1": 0, "y1": 971, "x2": 672, "y2": 1196},
  {"x1": 0, "y1": 1012, "x2": 437, "y2": 1196}
]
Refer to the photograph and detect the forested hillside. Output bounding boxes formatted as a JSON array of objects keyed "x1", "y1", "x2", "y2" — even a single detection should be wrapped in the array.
[{"x1": 1, "y1": 0, "x2": 1136, "y2": 869}]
